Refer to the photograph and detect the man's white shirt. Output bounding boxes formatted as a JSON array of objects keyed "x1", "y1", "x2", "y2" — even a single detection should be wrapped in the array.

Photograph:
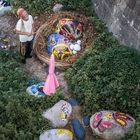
[{"x1": 16, "y1": 15, "x2": 33, "y2": 42}]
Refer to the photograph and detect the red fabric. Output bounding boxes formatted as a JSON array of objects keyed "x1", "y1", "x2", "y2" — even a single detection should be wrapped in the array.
[{"x1": 17, "y1": 8, "x2": 26, "y2": 17}]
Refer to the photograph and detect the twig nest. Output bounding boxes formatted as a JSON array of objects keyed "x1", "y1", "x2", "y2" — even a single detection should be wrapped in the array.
[{"x1": 33, "y1": 12, "x2": 94, "y2": 70}]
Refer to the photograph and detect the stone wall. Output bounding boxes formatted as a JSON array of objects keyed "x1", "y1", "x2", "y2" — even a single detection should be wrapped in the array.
[{"x1": 92, "y1": 0, "x2": 140, "y2": 50}]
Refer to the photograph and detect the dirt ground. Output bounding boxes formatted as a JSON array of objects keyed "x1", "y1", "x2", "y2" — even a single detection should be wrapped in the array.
[{"x1": 0, "y1": 13, "x2": 95, "y2": 140}]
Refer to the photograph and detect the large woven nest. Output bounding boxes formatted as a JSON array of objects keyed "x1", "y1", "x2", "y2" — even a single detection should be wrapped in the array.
[{"x1": 33, "y1": 12, "x2": 94, "y2": 70}]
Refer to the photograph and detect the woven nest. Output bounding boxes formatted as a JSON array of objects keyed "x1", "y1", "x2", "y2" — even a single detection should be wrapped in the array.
[{"x1": 33, "y1": 12, "x2": 94, "y2": 70}]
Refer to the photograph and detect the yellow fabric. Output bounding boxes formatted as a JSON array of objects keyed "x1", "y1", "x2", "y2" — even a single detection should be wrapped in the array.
[{"x1": 52, "y1": 43, "x2": 72, "y2": 59}]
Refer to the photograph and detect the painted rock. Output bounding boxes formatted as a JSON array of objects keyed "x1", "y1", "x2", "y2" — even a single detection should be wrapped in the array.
[
  {"x1": 40, "y1": 129, "x2": 73, "y2": 140},
  {"x1": 72, "y1": 119, "x2": 85, "y2": 140},
  {"x1": 26, "y1": 82, "x2": 45, "y2": 97},
  {"x1": 43, "y1": 100, "x2": 72, "y2": 127},
  {"x1": 90, "y1": 111, "x2": 135, "y2": 140}
]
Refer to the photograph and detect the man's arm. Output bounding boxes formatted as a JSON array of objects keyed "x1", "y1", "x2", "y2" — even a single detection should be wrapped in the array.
[
  {"x1": 31, "y1": 22, "x2": 35, "y2": 35},
  {"x1": 15, "y1": 29, "x2": 32, "y2": 36}
]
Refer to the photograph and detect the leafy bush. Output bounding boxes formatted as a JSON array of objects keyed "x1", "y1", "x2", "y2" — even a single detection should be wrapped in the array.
[
  {"x1": 0, "y1": 50, "x2": 63, "y2": 140},
  {"x1": 9, "y1": 0, "x2": 92, "y2": 16},
  {"x1": 66, "y1": 14, "x2": 140, "y2": 139},
  {"x1": 66, "y1": 42, "x2": 140, "y2": 116}
]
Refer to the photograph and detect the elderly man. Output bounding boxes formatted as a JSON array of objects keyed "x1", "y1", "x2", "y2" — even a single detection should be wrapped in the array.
[{"x1": 16, "y1": 8, "x2": 34, "y2": 64}]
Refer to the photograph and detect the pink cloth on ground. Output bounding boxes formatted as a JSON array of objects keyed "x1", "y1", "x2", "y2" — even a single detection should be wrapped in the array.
[{"x1": 43, "y1": 54, "x2": 60, "y2": 95}]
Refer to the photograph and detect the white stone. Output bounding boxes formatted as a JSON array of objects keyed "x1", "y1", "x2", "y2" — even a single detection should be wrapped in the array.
[
  {"x1": 40, "y1": 129, "x2": 73, "y2": 140},
  {"x1": 53, "y1": 4, "x2": 63, "y2": 13},
  {"x1": 73, "y1": 44, "x2": 81, "y2": 51},
  {"x1": 43, "y1": 100, "x2": 72, "y2": 127},
  {"x1": 77, "y1": 40, "x2": 81, "y2": 45},
  {"x1": 72, "y1": 50, "x2": 77, "y2": 54},
  {"x1": 90, "y1": 111, "x2": 135, "y2": 140},
  {"x1": 70, "y1": 44, "x2": 74, "y2": 50}
]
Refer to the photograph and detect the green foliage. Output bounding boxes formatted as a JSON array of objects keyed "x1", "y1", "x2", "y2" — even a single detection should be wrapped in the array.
[
  {"x1": 10, "y1": 0, "x2": 92, "y2": 16},
  {"x1": 66, "y1": 14, "x2": 140, "y2": 139},
  {"x1": 0, "y1": 50, "x2": 63, "y2": 139},
  {"x1": 66, "y1": 43, "x2": 140, "y2": 116}
]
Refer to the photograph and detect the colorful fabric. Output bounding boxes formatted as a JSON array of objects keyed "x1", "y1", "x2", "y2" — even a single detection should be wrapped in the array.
[
  {"x1": 56, "y1": 18, "x2": 83, "y2": 40},
  {"x1": 47, "y1": 34, "x2": 60, "y2": 54},
  {"x1": 52, "y1": 44, "x2": 72, "y2": 60},
  {"x1": 47, "y1": 33, "x2": 69, "y2": 54}
]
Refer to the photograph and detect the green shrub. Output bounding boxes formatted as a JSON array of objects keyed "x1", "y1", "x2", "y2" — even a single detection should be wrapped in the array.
[
  {"x1": 0, "y1": 92, "x2": 63, "y2": 140},
  {"x1": 9, "y1": 0, "x2": 92, "y2": 16},
  {"x1": 66, "y1": 28, "x2": 140, "y2": 139},
  {"x1": 0, "y1": 50, "x2": 64, "y2": 140},
  {"x1": 66, "y1": 45, "x2": 140, "y2": 115}
]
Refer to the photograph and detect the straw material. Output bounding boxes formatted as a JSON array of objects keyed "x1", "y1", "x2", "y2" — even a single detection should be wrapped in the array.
[{"x1": 33, "y1": 12, "x2": 94, "y2": 70}]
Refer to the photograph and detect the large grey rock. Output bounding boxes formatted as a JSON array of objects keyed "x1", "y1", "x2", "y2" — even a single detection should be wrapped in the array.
[
  {"x1": 90, "y1": 111, "x2": 135, "y2": 140},
  {"x1": 53, "y1": 4, "x2": 63, "y2": 13},
  {"x1": 92, "y1": 0, "x2": 140, "y2": 50},
  {"x1": 40, "y1": 129, "x2": 73, "y2": 140},
  {"x1": 0, "y1": 1, "x2": 12, "y2": 16},
  {"x1": 43, "y1": 100, "x2": 72, "y2": 127}
]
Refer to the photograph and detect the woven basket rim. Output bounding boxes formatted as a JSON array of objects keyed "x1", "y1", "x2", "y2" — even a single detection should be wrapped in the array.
[{"x1": 33, "y1": 12, "x2": 94, "y2": 70}]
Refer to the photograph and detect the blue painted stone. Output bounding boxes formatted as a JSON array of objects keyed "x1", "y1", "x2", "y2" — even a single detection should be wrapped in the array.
[
  {"x1": 83, "y1": 116, "x2": 90, "y2": 127},
  {"x1": 67, "y1": 98, "x2": 78, "y2": 106},
  {"x1": 72, "y1": 119, "x2": 85, "y2": 140}
]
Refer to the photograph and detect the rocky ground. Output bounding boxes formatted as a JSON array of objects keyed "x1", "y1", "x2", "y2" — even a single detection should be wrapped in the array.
[{"x1": 0, "y1": 13, "x2": 95, "y2": 140}]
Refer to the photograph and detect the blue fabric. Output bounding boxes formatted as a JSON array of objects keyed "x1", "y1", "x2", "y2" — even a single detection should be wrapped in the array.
[
  {"x1": 72, "y1": 119, "x2": 85, "y2": 140},
  {"x1": 67, "y1": 98, "x2": 78, "y2": 106},
  {"x1": 47, "y1": 34, "x2": 59, "y2": 54}
]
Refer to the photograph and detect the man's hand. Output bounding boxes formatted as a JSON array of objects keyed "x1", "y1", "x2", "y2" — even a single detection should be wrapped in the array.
[
  {"x1": 26, "y1": 32, "x2": 32, "y2": 36},
  {"x1": 31, "y1": 31, "x2": 36, "y2": 35}
]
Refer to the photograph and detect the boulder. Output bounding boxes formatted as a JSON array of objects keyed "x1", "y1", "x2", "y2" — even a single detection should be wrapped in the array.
[
  {"x1": 26, "y1": 82, "x2": 45, "y2": 97},
  {"x1": 72, "y1": 119, "x2": 85, "y2": 140},
  {"x1": 43, "y1": 100, "x2": 72, "y2": 127},
  {"x1": 40, "y1": 129, "x2": 73, "y2": 140},
  {"x1": 90, "y1": 111, "x2": 135, "y2": 140},
  {"x1": 0, "y1": 1, "x2": 12, "y2": 16},
  {"x1": 53, "y1": 4, "x2": 63, "y2": 13}
]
